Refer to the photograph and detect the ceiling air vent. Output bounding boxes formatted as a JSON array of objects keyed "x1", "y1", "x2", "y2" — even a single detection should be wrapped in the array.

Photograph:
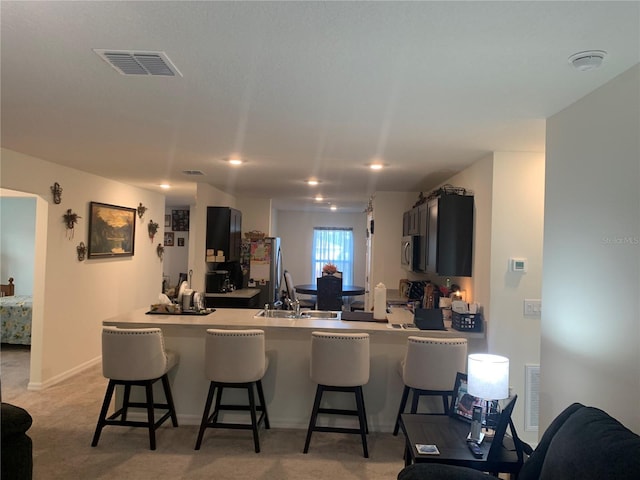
[
  {"x1": 182, "y1": 170, "x2": 205, "y2": 176},
  {"x1": 93, "y1": 49, "x2": 182, "y2": 77}
]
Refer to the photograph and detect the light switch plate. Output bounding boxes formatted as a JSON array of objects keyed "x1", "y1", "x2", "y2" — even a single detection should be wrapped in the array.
[{"x1": 524, "y1": 299, "x2": 541, "y2": 315}]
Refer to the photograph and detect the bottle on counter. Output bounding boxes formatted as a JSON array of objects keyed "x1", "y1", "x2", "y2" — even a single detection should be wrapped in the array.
[{"x1": 374, "y1": 282, "x2": 387, "y2": 320}]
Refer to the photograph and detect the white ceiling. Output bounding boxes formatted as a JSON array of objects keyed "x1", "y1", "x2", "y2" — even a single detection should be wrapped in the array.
[{"x1": 2, "y1": 1, "x2": 639, "y2": 211}]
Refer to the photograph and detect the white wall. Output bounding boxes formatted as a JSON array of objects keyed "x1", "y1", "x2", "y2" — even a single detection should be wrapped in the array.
[
  {"x1": 0, "y1": 148, "x2": 166, "y2": 389},
  {"x1": 370, "y1": 192, "x2": 416, "y2": 292},
  {"x1": 236, "y1": 197, "x2": 274, "y2": 236},
  {"x1": 276, "y1": 210, "x2": 367, "y2": 289},
  {"x1": 0, "y1": 195, "x2": 36, "y2": 295},
  {"x1": 541, "y1": 64, "x2": 640, "y2": 433},
  {"x1": 439, "y1": 152, "x2": 545, "y2": 445}
]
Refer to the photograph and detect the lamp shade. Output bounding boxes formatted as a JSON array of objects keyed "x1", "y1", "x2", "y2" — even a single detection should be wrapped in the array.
[{"x1": 467, "y1": 353, "x2": 509, "y2": 400}]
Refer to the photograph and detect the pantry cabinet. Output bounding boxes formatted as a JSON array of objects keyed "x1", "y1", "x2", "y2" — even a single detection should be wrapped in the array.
[
  {"x1": 422, "y1": 194, "x2": 473, "y2": 276},
  {"x1": 206, "y1": 207, "x2": 242, "y2": 262}
]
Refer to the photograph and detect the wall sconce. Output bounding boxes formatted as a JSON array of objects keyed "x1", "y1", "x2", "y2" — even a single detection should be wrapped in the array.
[
  {"x1": 137, "y1": 202, "x2": 147, "y2": 219},
  {"x1": 63, "y1": 209, "x2": 81, "y2": 239},
  {"x1": 76, "y1": 242, "x2": 87, "y2": 261},
  {"x1": 50, "y1": 182, "x2": 63, "y2": 204},
  {"x1": 156, "y1": 243, "x2": 164, "y2": 260},
  {"x1": 148, "y1": 220, "x2": 159, "y2": 241}
]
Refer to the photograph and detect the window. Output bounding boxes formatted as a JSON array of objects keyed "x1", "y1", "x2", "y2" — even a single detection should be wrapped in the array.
[{"x1": 312, "y1": 227, "x2": 354, "y2": 285}]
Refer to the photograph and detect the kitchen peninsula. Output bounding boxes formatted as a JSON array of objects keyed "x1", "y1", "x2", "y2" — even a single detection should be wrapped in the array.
[{"x1": 103, "y1": 307, "x2": 486, "y2": 432}]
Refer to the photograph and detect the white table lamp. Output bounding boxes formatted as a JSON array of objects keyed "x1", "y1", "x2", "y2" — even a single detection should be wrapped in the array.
[
  {"x1": 467, "y1": 353, "x2": 510, "y2": 401},
  {"x1": 467, "y1": 353, "x2": 509, "y2": 441}
]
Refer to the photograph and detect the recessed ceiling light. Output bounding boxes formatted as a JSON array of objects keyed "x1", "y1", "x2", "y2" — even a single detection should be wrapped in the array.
[
  {"x1": 330, "y1": 205, "x2": 337, "y2": 211},
  {"x1": 315, "y1": 195, "x2": 324, "y2": 202},
  {"x1": 159, "y1": 184, "x2": 171, "y2": 190},
  {"x1": 228, "y1": 157, "x2": 243, "y2": 166},
  {"x1": 307, "y1": 179, "x2": 320, "y2": 186},
  {"x1": 568, "y1": 50, "x2": 607, "y2": 71},
  {"x1": 369, "y1": 163, "x2": 384, "y2": 171}
]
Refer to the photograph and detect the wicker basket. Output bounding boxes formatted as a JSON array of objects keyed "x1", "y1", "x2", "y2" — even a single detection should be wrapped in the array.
[{"x1": 244, "y1": 230, "x2": 266, "y2": 241}]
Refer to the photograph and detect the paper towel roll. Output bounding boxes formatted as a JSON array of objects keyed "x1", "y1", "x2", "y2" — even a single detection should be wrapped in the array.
[{"x1": 373, "y1": 282, "x2": 387, "y2": 320}]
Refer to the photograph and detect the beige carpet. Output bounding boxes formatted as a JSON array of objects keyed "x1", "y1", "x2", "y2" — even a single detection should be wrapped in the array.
[{"x1": 1, "y1": 345, "x2": 407, "y2": 480}]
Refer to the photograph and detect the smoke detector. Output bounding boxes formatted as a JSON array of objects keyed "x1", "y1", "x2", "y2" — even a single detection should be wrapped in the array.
[{"x1": 568, "y1": 50, "x2": 607, "y2": 71}]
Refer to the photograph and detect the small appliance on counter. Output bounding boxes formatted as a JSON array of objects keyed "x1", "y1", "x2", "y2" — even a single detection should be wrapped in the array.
[{"x1": 206, "y1": 270, "x2": 232, "y2": 293}]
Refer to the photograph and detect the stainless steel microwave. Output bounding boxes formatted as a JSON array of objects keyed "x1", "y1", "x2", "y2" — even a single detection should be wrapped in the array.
[{"x1": 401, "y1": 235, "x2": 419, "y2": 271}]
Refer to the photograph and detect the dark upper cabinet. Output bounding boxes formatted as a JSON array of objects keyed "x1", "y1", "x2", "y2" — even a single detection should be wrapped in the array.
[
  {"x1": 206, "y1": 207, "x2": 242, "y2": 262},
  {"x1": 423, "y1": 195, "x2": 474, "y2": 277},
  {"x1": 403, "y1": 208, "x2": 420, "y2": 236}
]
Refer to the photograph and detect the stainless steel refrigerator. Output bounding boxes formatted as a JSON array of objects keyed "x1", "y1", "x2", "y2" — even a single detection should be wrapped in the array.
[{"x1": 241, "y1": 237, "x2": 282, "y2": 307}]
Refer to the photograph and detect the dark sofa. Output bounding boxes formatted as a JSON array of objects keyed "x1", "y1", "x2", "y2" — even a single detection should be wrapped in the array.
[
  {"x1": 1, "y1": 402, "x2": 33, "y2": 480},
  {"x1": 398, "y1": 403, "x2": 640, "y2": 480}
]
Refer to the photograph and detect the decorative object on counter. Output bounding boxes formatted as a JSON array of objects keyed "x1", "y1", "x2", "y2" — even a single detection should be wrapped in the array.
[
  {"x1": 136, "y1": 202, "x2": 147, "y2": 219},
  {"x1": 147, "y1": 219, "x2": 159, "y2": 240},
  {"x1": 321, "y1": 263, "x2": 337, "y2": 275},
  {"x1": 88, "y1": 202, "x2": 136, "y2": 258},
  {"x1": 374, "y1": 282, "x2": 387, "y2": 320},
  {"x1": 164, "y1": 232, "x2": 174, "y2": 247},
  {"x1": 156, "y1": 243, "x2": 164, "y2": 259},
  {"x1": 76, "y1": 241, "x2": 87, "y2": 261},
  {"x1": 171, "y1": 209, "x2": 189, "y2": 231},
  {"x1": 50, "y1": 182, "x2": 63, "y2": 204},
  {"x1": 244, "y1": 230, "x2": 265, "y2": 241},
  {"x1": 62, "y1": 209, "x2": 81, "y2": 238}
]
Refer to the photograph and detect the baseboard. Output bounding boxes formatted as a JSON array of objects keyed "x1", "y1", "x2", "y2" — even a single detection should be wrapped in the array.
[{"x1": 27, "y1": 355, "x2": 101, "y2": 391}]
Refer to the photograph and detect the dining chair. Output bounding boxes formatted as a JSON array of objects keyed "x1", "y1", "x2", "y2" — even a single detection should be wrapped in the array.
[
  {"x1": 283, "y1": 270, "x2": 315, "y2": 308},
  {"x1": 316, "y1": 274, "x2": 343, "y2": 311}
]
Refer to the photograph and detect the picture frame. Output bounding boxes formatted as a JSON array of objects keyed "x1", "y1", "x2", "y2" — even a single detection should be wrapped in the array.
[
  {"x1": 172, "y1": 209, "x2": 189, "y2": 231},
  {"x1": 88, "y1": 202, "x2": 136, "y2": 258},
  {"x1": 177, "y1": 237, "x2": 185, "y2": 247},
  {"x1": 164, "y1": 232, "x2": 175, "y2": 247},
  {"x1": 450, "y1": 372, "x2": 498, "y2": 425},
  {"x1": 164, "y1": 214, "x2": 171, "y2": 228}
]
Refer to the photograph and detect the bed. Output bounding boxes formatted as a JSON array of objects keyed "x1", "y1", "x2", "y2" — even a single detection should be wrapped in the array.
[{"x1": 1, "y1": 278, "x2": 32, "y2": 345}]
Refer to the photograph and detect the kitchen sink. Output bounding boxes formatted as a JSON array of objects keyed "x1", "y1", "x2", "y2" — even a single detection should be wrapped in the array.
[{"x1": 255, "y1": 309, "x2": 341, "y2": 319}]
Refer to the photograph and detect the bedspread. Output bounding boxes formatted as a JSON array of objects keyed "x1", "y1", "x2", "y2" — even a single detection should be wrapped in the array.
[{"x1": 1, "y1": 295, "x2": 32, "y2": 345}]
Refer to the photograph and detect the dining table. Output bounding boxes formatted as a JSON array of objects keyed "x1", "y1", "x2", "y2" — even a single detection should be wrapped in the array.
[{"x1": 294, "y1": 284, "x2": 366, "y2": 296}]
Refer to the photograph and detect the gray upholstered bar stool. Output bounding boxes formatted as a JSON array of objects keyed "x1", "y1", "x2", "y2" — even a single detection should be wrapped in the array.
[
  {"x1": 392, "y1": 336, "x2": 468, "y2": 435},
  {"x1": 303, "y1": 331, "x2": 370, "y2": 458},
  {"x1": 195, "y1": 329, "x2": 270, "y2": 453},
  {"x1": 91, "y1": 327, "x2": 179, "y2": 450}
]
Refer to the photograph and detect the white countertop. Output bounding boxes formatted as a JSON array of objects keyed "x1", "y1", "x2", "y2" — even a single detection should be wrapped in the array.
[{"x1": 104, "y1": 305, "x2": 484, "y2": 338}]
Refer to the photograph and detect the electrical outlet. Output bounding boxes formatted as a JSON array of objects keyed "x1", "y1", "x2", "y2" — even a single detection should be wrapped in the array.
[{"x1": 524, "y1": 299, "x2": 542, "y2": 316}]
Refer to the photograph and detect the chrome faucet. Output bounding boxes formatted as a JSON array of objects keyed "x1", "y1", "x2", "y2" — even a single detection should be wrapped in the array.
[{"x1": 285, "y1": 297, "x2": 301, "y2": 318}]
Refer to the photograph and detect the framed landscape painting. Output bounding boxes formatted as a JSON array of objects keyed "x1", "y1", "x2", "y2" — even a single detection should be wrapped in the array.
[{"x1": 88, "y1": 202, "x2": 136, "y2": 258}]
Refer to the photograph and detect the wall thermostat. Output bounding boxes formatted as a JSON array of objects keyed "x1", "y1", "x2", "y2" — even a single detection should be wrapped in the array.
[{"x1": 510, "y1": 257, "x2": 528, "y2": 273}]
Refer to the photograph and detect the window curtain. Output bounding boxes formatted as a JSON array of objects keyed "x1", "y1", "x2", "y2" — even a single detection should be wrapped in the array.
[{"x1": 312, "y1": 227, "x2": 353, "y2": 285}]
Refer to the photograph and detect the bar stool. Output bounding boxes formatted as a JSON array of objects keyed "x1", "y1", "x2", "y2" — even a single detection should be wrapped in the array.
[
  {"x1": 303, "y1": 331, "x2": 370, "y2": 458},
  {"x1": 91, "y1": 327, "x2": 179, "y2": 450},
  {"x1": 194, "y1": 329, "x2": 270, "y2": 453},
  {"x1": 392, "y1": 337, "x2": 467, "y2": 435}
]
